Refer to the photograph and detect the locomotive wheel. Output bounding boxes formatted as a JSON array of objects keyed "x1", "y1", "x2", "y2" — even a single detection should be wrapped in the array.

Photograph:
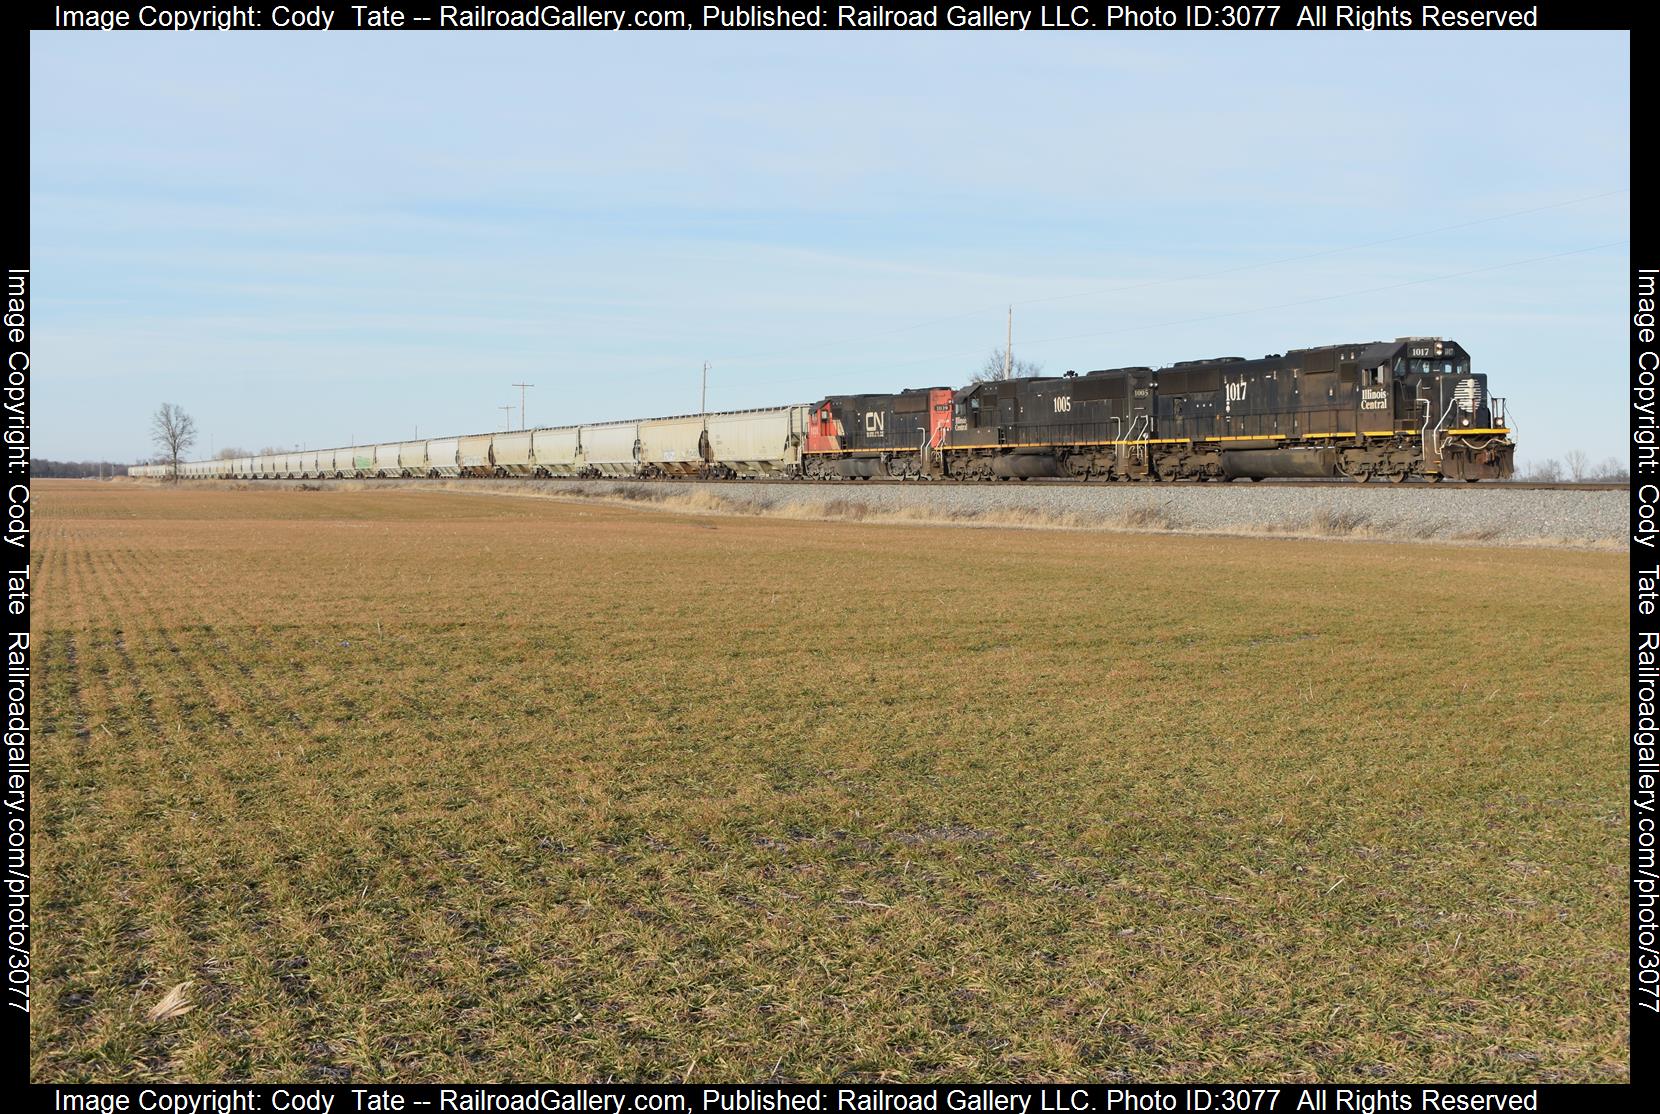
[
  {"x1": 1427, "y1": 473, "x2": 1444, "y2": 484},
  {"x1": 1387, "y1": 471, "x2": 1408, "y2": 484}
]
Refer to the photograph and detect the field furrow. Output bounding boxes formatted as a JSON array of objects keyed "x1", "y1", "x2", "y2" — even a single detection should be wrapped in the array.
[{"x1": 30, "y1": 481, "x2": 1629, "y2": 1083}]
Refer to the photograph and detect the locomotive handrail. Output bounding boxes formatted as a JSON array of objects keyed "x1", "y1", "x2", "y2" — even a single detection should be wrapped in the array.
[
  {"x1": 1490, "y1": 396, "x2": 1513, "y2": 433},
  {"x1": 1430, "y1": 395, "x2": 1460, "y2": 462},
  {"x1": 1417, "y1": 397, "x2": 1435, "y2": 466}
]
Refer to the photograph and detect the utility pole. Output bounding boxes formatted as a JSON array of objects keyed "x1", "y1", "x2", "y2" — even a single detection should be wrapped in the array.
[
  {"x1": 498, "y1": 405, "x2": 515, "y2": 430},
  {"x1": 701, "y1": 361, "x2": 709, "y2": 416},
  {"x1": 512, "y1": 382, "x2": 534, "y2": 429},
  {"x1": 1004, "y1": 305, "x2": 1013, "y2": 381}
]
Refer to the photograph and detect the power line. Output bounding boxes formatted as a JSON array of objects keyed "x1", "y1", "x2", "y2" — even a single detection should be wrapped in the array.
[
  {"x1": 710, "y1": 188, "x2": 1627, "y2": 369},
  {"x1": 878, "y1": 239, "x2": 1630, "y2": 371},
  {"x1": 718, "y1": 237, "x2": 1627, "y2": 393},
  {"x1": 1008, "y1": 188, "x2": 1631, "y2": 313}
]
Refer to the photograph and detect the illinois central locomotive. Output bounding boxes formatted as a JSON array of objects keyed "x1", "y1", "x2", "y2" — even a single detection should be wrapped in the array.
[{"x1": 801, "y1": 337, "x2": 1513, "y2": 483}]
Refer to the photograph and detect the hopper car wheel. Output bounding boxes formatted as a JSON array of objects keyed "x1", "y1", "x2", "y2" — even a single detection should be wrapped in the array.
[{"x1": 1427, "y1": 474, "x2": 1443, "y2": 484}]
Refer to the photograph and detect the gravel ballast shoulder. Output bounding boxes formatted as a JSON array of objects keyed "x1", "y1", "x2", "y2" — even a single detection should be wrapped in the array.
[
  {"x1": 509, "y1": 479, "x2": 1627, "y2": 547},
  {"x1": 199, "y1": 478, "x2": 1630, "y2": 548}
]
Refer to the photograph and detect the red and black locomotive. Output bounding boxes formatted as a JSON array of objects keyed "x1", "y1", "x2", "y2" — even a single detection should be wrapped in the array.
[{"x1": 803, "y1": 337, "x2": 1513, "y2": 483}]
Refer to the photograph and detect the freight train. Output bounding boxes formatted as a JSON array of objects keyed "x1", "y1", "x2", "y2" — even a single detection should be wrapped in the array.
[{"x1": 132, "y1": 337, "x2": 1514, "y2": 484}]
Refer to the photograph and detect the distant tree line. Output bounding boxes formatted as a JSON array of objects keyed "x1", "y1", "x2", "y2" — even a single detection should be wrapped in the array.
[
  {"x1": 1517, "y1": 451, "x2": 1628, "y2": 482},
  {"x1": 31, "y1": 459, "x2": 133, "y2": 478}
]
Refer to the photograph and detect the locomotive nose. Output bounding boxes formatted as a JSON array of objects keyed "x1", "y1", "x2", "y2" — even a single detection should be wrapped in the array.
[{"x1": 1452, "y1": 374, "x2": 1486, "y2": 427}]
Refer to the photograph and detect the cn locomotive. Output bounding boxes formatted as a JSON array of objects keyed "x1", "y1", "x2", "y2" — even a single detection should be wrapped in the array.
[
  {"x1": 134, "y1": 337, "x2": 1513, "y2": 484},
  {"x1": 803, "y1": 338, "x2": 1512, "y2": 483}
]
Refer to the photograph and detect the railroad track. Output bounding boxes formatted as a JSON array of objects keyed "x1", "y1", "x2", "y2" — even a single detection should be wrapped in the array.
[
  {"x1": 635, "y1": 478, "x2": 1627, "y2": 492},
  {"x1": 233, "y1": 477, "x2": 1628, "y2": 492}
]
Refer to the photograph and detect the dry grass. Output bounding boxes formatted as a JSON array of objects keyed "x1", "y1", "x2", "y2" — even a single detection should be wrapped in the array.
[
  {"x1": 31, "y1": 481, "x2": 1628, "y2": 1083},
  {"x1": 145, "y1": 983, "x2": 195, "y2": 1023},
  {"x1": 463, "y1": 482, "x2": 1182, "y2": 535},
  {"x1": 155, "y1": 478, "x2": 1618, "y2": 550}
]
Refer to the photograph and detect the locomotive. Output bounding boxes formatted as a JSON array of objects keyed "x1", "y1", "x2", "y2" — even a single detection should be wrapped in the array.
[
  {"x1": 802, "y1": 337, "x2": 1513, "y2": 483},
  {"x1": 134, "y1": 337, "x2": 1513, "y2": 485}
]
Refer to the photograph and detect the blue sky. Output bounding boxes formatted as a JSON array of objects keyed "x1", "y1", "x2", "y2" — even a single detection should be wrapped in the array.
[{"x1": 31, "y1": 31, "x2": 1628, "y2": 467}]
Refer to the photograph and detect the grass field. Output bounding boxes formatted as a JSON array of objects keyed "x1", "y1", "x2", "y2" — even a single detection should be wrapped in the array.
[{"x1": 30, "y1": 480, "x2": 1628, "y2": 1083}]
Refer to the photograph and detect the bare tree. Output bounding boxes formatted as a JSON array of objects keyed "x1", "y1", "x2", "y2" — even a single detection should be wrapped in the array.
[
  {"x1": 1525, "y1": 458, "x2": 1562, "y2": 482},
  {"x1": 150, "y1": 403, "x2": 197, "y2": 482},
  {"x1": 1593, "y1": 456, "x2": 1630, "y2": 482},
  {"x1": 970, "y1": 347, "x2": 1044, "y2": 384},
  {"x1": 217, "y1": 446, "x2": 251, "y2": 460},
  {"x1": 1563, "y1": 449, "x2": 1589, "y2": 482}
]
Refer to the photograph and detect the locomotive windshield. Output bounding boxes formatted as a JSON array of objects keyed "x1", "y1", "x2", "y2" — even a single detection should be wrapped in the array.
[{"x1": 1410, "y1": 358, "x2": 1469, "y2": 375}]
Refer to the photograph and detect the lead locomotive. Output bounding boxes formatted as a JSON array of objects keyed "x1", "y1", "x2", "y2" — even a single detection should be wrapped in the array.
[{"x1": 802, "y1": 337, "x2": 1513, "y2": 483}]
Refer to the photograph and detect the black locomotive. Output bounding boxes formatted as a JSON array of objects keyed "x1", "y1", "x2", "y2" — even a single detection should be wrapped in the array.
[{"x1": 805, "y1": 337, "x2": 1513, "y2": 483}]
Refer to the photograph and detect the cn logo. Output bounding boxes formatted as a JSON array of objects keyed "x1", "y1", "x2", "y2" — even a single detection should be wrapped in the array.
[
  {"x1": 864, "y1": 412, "x2": 885, "y2": 436},
  {"x1": 1052, "y1": 396, "x2": 1073, "y2": 413}
]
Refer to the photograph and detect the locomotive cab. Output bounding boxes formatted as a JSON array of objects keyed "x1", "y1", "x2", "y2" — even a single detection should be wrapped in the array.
[{"x1": 1377, "y1": 339, "x2": 1512, "y2": 480}]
